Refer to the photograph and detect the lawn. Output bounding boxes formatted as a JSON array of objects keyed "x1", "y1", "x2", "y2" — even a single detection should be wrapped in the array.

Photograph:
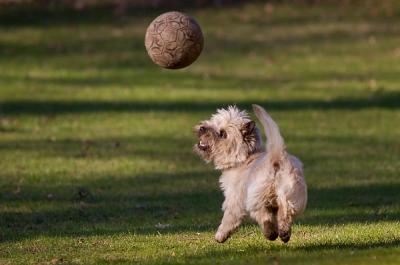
[{"x1": 0, "y1": 1, "x2": 400, "y2": 264}]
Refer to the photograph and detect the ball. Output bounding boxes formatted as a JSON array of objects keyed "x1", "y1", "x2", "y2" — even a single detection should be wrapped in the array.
[{"x1": 145, "y1": 11, "x2": 204, "y2": 69}]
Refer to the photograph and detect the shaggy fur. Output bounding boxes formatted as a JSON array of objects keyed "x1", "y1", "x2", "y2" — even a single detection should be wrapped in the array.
[{"x1": 193, "y1": 104, "x2": 307, "y2": 243}]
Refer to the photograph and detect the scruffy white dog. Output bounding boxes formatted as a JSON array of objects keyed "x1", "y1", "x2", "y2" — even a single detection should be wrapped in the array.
[{"x1": 193, "y1": 105, "x2": 307, "y2": 243}]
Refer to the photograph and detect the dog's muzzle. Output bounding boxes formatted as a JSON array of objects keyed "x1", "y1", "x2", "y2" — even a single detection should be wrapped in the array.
[{"x1": 197, "y1": 141, "x2": 209, "y2": 151}]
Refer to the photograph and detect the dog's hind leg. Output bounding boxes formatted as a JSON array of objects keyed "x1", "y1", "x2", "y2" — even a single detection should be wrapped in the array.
[
  {"x1": 276, "y1": 197, "x2": 293, "y2": 243},
  {"x1": 251, "y1": 207, "x2": 278, "y2": 241}
]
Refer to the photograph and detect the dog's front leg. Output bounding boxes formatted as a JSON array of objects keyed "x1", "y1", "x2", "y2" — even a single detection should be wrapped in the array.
[{"x1": 215, "y1": 206, "x2": 244, "y2": 243}]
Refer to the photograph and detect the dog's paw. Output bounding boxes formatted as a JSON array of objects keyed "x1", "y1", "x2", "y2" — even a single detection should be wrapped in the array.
[
  {"x1": 215, "y1": 231, "x2": 229, "y2": 243},
  {"x1": 263, "y1": 221, "x2": 278, "y2": 241},
  {"x1": 265, "y1": 230, "x2": 279, "y2": 241},
  {"x1": 278, "y1": 230, "x2": 291, "y2": 243}
]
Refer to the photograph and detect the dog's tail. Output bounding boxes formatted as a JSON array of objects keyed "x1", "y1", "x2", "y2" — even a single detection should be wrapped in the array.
[{"x1": 252, "y1": 104, "x2": 285, "y2": 164}]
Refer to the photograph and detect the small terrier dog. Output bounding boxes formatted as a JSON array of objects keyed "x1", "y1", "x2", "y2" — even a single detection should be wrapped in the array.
[{"x1": 194, "y1": 104, "x2": 307, "y2": 243}]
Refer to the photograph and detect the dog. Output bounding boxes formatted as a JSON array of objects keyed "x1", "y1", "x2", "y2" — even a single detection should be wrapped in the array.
[{"x1": 193, "y1": 104, "x2": 307, "y2": 243}]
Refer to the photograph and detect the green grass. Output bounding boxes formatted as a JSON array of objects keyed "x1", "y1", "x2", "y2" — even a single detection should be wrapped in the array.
[{"x1": 1, "y1": 1, "x2": 400, "y2": 264}]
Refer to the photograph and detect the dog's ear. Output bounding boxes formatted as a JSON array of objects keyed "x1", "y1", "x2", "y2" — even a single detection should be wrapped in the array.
[{"x1": 242, "y1": 121, "x2": 255, "y2": 136}]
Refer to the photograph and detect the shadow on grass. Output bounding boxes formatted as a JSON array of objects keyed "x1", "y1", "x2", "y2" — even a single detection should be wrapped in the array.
[
  {"x1": 1, "y1": 163, "x2": 400, "y2": 243},
  {"x1": 0, "y1": 71, "x2": 290, "y2": 91},
  {"x1": 1, "y1": 21, "x2": 400, "y2": 64},
  {"x1": 206, "y1": 24, "x2": 400, "y2": 55},
  {"x1": 1, "y1": 91, "x2": 399, "y2": 116},
  {"x1": 153, "y1": 239, "x2": 400, "y2": 265},
  {"x1": 0, "y1": 134, "x2": 398, "y2": 164},
  {"x1": 0, "y1": 136, "x2": 195, "y2": 163},
  {"x1": 0, "y1": 2, "x2": 351, "y2": 28},
  {"x1": 0, "y1": 171, "x2": 222, "y2": 242},
  {"x1": 0, "y1": 1, "x2": 260, "y2": 28},
  {"x1": 1, "y1": 124, "x2": 399, "y2": 243},
  {"x1": 2, "y1": 69, "x2": 400, "y2": 90},
  {"x1": 1, "y1": 5, "x2": 399, "y2": 69},
  {"x1": 0, "y1": 4, "x2": 162, "y2": 28},
  {"x1": 303, "y1": 185, "x2": 400, "y2": 225}
]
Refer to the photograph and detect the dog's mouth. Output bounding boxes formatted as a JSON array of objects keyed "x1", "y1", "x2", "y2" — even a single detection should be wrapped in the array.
[{"x1": 197, "y1": 141, "x2": 209, "y2": 151}]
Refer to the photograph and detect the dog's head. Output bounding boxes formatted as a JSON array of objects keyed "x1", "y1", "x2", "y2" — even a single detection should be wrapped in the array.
[{"x1": 193, "y1": 106, "x2": 262, "y2": 170}]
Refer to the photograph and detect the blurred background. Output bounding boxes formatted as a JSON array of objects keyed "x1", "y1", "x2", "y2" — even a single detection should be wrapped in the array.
[{"x1": 0, "y1": 1, "x2": 399, "y2": 264}]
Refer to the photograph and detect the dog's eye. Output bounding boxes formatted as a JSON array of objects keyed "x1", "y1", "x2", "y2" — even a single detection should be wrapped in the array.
[
  {"x1": 199, "y1": 126, "x2": 207, "y2": 134},
  {"x1": 219, "y1": 129, "x2": 227, "y2": 139}
]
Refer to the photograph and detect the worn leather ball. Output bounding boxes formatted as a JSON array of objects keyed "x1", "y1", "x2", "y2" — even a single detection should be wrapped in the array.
[{"x1": 145, "y1": 11, "x2": 204, "y2": 69}]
